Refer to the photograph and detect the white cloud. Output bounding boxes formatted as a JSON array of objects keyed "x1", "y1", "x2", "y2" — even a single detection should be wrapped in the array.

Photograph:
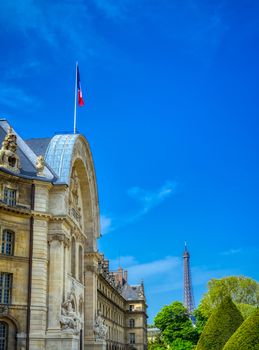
[
  {"x1": 192, "y1": 266, "x2": 233, "y2": 287},
  {"x1": 5, "y1": 61, "x2": 41, "y2": 80},
  {"x1": 0, "y1": 85, "x2": 40, "y2": 110},
  {"x1": 127, "y1": 256, "x2": 181, "y2": 283},
  {"x1": 127, "y1": 181, "x2": 176, "y2": 215},
  {"x1": 101, "y1": 181, "x2": 176, "y2": 234},
  {"x1": 100, "y1": 215, "x2": 112, "y2": 235},
  {"x1": 109, "y1": 254, "x2": 181, "y2": 284},
  {"x1": 0, "y1": 0, "x2": 96, "y2": 56},
  {"x1": 109, "y1": 255, "x2": 138, "y2": 271},
  {"x1": 149, "y1": 264, "x2": 233, "y2": 295},
  {"x1": 93, "y1": 0, "x2": 126, "y2": 18},
  {"x1": 220, "y1": 248, "x2": 242, "y2": 256}
]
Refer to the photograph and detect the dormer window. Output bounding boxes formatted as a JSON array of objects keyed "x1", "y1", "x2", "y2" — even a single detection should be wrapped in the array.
[
  {"x1": 8, "y1": 156, "x2": 16, "y2": 167},
  {"x1": 129, "y1": 304, "x2": 134, "y2": 311},
  {"x1": 3, "y1": 188, "x2": 16, "y2": 206}
]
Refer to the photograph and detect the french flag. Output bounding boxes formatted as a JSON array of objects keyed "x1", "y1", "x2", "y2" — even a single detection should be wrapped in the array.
[{"x1": 77, "y1": 65, "x2": 84, "y2": 106}]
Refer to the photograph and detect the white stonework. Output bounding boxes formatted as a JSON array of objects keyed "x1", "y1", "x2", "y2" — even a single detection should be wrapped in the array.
[{"x1": 0, "y1": 120, "x2": 148, "y2": 350}]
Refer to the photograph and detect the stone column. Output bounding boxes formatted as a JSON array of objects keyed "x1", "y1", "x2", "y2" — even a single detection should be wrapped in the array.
[
  {"x1": 47, "y1": 233, "x2": 66, "y2": 331},
  {"x1": 84, "y1": 252, "x2": 106, "y2": 350}
]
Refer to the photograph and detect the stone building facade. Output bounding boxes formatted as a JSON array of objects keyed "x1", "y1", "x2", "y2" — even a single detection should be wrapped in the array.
[{"x1": 0, "y1": 119, "x2": 147, "y2": 350}]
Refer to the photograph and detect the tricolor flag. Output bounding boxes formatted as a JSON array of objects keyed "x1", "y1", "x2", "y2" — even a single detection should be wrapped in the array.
[{"x1": 77, "y1": 65, "x2": 84, "y2": 106}]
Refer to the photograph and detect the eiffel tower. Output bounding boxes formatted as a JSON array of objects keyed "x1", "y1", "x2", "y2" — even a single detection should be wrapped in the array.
[{"x1": 183, "y1": 242, "x2": 195, "y2": 314}]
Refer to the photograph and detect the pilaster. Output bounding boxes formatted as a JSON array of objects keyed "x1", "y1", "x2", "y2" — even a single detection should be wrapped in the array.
[
  {"x1": 84, "y1": 251, "x2": 105, "y2": 350},
  {"x1": 29, "y1": 218, "x2": 48, "y2": 349},
  {"x1": 47, "y1": 233, "x2": 69, "y2": 331}
]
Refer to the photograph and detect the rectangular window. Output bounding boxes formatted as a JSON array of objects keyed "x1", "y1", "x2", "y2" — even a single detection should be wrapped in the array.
[
  {"x1": 129, "y1": 304, "x2": 134, "y2": 311},
  {"x1": 129, "y1": 333, "x2": 135, "y2": 344},
  {"x1": 3, "y1": 188, "x2": 16, "y2": 206},
  {"x1": 1, "y1": 230, "x2": 14, "y2": 256},
  {"x1": 0, "y1": 273, "x2": 12, "y2": 304},
  {"x1": 129, "y1": 319, "x2": 135, "y2": 328}
]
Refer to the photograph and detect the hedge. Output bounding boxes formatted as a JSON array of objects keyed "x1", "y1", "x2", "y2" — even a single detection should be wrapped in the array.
[
  {"x1": 222, "y1": 308, "x2": 259, "y2": 350},
  {"x1": 196, "y1": 297, "x2": 243, "y2": 350}
]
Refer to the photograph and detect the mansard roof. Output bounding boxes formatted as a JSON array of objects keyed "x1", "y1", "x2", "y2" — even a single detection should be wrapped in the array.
[
  {"x1": 0, "y1": 119, "x2": 92, "y2": 185},
  {"x1": 121, "y1": 283, "x2": 146, "y2": 301},
  {"x1": 0, "y1": 119, "x2": 55, "y2": 180}
]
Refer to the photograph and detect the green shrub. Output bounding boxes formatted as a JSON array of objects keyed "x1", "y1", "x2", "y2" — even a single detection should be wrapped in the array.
[
  {"x1": 236, "y1": 302, "x2": 257, "y2": 319},
  {"x1": 196, "y1": 297, "x2": 243, "y2": 350},
  {"x1": 223, "y1": 308, "x2": 259, "y2": 350}
]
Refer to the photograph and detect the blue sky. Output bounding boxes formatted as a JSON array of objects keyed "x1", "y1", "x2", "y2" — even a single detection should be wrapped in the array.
[{"x1": 0, "y1": 0, "x2": 259, "y2": 322}]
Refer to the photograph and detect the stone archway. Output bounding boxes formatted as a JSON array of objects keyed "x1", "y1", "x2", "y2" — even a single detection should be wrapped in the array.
[{"x1": 0, "y1": 317, "x2": 18, "y2": 350}]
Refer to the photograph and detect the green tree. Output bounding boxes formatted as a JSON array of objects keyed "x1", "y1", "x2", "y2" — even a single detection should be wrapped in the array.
[
  {"x1": 148, "y1": 338, "x2": 167, "y2": 350},
  {"x1": 193, "y1": 307, "x2": 208, "y2": 336},
  {"x1": 196, "y1": 297, "x2": 243, "y2": 350},
  {"x1": 222, "y1": 308, "x2": 259, "y2": 350},
  {"x1": 154, "y1": 301, "x2": 198, "y2": 349},
  {"x1": 199, "y1": 276, "x2": 259, "y2": 318}
]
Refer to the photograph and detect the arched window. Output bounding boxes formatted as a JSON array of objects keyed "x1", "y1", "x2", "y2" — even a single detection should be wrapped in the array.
[
  {"x1": 1, "y1": 230, "x2": 14, "y2": 256},
  {"x1": 71, "y1": 237, "x2": 76, "y2": 277},
  {"x1": 79, "y1": 245, "x2": 83, "y2": 283},
  {"x1": 0, "y1": 321, "x2": 8, "y2": 350},
  {"x1": 129, "y1": 318, "x2": 135, "y2": 328}
]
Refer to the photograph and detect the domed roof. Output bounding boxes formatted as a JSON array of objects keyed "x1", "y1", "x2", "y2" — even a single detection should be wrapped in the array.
[{"x1": 45, "y1": 134, "x2": 79, "y2": 184}]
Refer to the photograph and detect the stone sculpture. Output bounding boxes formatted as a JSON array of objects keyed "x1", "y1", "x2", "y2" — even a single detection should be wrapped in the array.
[
  {"x1": 94, "y1": 310, "x2": 108, "y2": 340},
  {"x1": 0, "y1": 127, "x2": 21, "y2": 172},
  {"x1": 60, "y1": 293, "x2": 81, "y2": 334},
  {"x1": 36, "y1": 155, "x2": 45, "y2": 175}
]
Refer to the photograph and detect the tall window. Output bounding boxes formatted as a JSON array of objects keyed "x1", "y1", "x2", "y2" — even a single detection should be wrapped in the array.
[
  {"x1": 3, "y1": 188, "x2": 16, "y2": 206},
  {"x1": 129, "y1": 319, "x2": 135, "y2": 328},
  {"x1": 79, "y1": 245, "x2": 83, "y2": 283},
  {"x1": 1, "y1": 230, "x2": 14, "y2": 256},
  {"x1": 0, "y1": 322, "x2": 8, "y2": 350},
  {"x1": 71, "y1": 237, "x2": 76, "y2": 277},
  {"x1": 129, "y1": 333, "x2": 135, "y2": 344},
  {"x1": 0, "y1": 273, "x2": 12, "y2": 304}
]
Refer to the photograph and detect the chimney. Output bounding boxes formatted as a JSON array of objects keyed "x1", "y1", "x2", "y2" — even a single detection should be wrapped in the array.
[
  {"x1": 103, "y1": 259, "x2": 109, "y2": 272},
  {"x1": 123, "y1": 270, "x2": 128, "y2": 282},
  {"x1": 118, "y1": 267, "x2": 123, "y2": 284}
]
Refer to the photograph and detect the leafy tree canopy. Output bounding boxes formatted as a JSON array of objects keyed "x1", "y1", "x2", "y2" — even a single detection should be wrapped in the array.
[
  {"x1": 196, "y1": 297, "x2": 243, "y2": 350},
  {"x1": 148, "y1": 339, "x2": 167, "y2": 350},
  {"x1": 223, "y1": 308, "x2": 259, "y2": 350},
  {"x1": 154, "y1": 301, "x2": 198, "y2": 347},
  {"x1": 170, "y1": 338, "x2": 194, "y2": 350},
  {"x1": 199, "y1": 276, "x2": 259, "y2": 318},
  {"x1": 193, "y1": 307, "x2": 208, "y2": 335}
]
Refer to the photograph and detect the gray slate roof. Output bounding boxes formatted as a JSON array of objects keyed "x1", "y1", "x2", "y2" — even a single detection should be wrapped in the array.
[
  {"x1": 121, "y1": 283, "x2": 145, "y2": 301},
  {"x1": 0, "y1": 119, "x2": 79, "y2": 184},
  {"x1": 26, "y1": 138, "x2": 52, "y2": 156},
  {"x1": 0, "y1": 125, "x2": 37, "y2": 177}
]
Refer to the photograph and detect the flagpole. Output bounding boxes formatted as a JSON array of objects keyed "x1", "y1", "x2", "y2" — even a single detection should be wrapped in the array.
[{"x1": 73, "y1": 61, "x2": 78, "y2": 134}]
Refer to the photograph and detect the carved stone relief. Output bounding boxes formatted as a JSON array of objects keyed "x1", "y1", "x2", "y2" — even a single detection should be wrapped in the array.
[
  {"x1": 48, "y1": 233, "x2": 70, "y2": 247},
  {"x1": 60, "y1": 287, "x2": 81, "y2": 334},
  {"x1": 69, "y1": 170, "x2": 82, "y2": 226},
  {"x1": 0, "y1": 127, "x2": 21, "y2": 173},
  {"x1": 35, "y1": 155, "x2": 45, "y2": 176},
  {"x1": 93, "y1": 310, "x2": 108, "y2": 341},
  {"x1": 0, "y1": 305, "x2": 8, "y2": 315}
]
